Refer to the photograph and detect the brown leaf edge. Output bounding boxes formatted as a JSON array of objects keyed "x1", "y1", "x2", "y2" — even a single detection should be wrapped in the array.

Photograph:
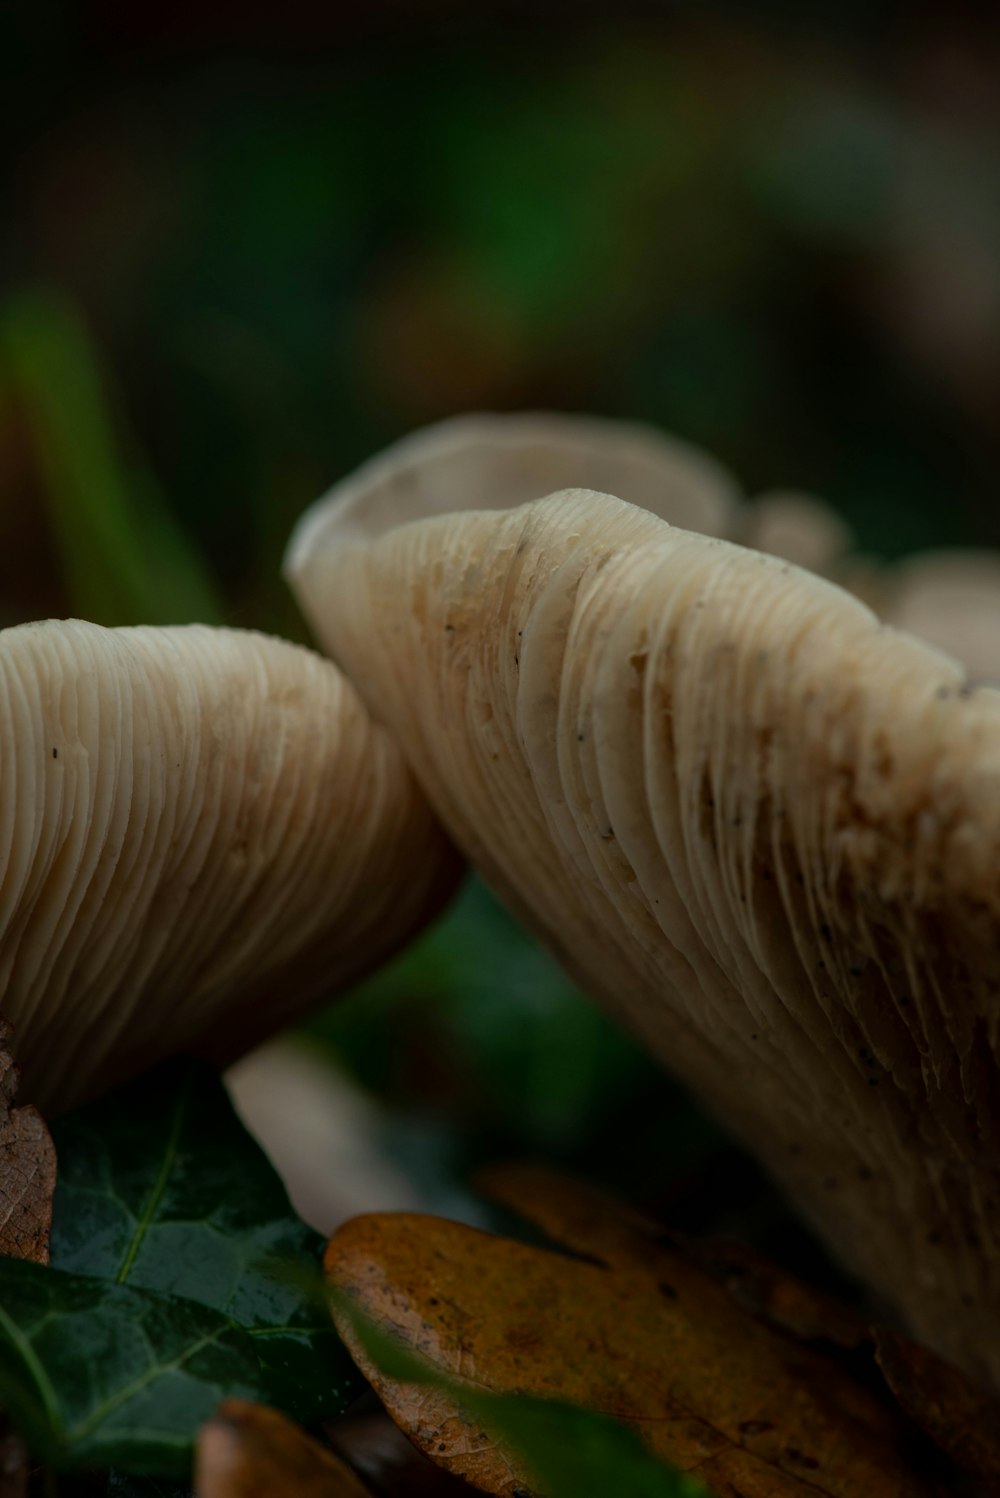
[
  {"x1": 195, "y1": 1399, "x2": 374, "y2": 1498},
  {"x1": 325, "y1": 1198, "x2": 942, "y2": 1495},
  {"x1": 874, "y1": 1329, "x2": 1000, "y2": 1494},
  {"x1": 0, "y1": 1019, "x2": 55, "y2": 1265},
  {"x1": 479, "y1": 1164, "x2": 1000, "y2": 1494},
  {"x1": 326, "y1": 1411, "x2": 486, "y2": 1498},
  {"x1": 0, "y1": 1425, "x2": 29, "y2": 1498}
]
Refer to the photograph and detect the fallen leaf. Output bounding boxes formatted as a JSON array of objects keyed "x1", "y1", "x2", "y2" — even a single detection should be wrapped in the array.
[
  {"x1": 0, "y1": 1021, "x2": 55, "y2": 1264},
  {"x1": 874, "y1": 1328, "x2": 1000, "y2": 1493},
  {"x1": 0, "y1": 1424, "x2": 28, "y2": 1498},
  {"x1": 326, "y1": 1164, "x2": 944, "y2": 1498},
  {"x1": 195, "y1": 1400, "x2": 373, "y2": 1497},
  {"x1": 677, "y1": 1236, "x2": 869, "y2": 1351},
  {"x1": 327, "y1": 1410, "x2": 497, "y2": 1497}
]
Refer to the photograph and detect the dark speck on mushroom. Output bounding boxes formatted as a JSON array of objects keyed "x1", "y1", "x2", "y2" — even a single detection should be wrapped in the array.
[{"x1": 52, "y1": 747, "x2": 58, "y2": 759}]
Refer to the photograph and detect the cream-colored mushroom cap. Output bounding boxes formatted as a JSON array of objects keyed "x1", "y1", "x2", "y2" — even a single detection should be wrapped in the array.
[
  {"x1": 733, "y1": 488, "x2": 854, "y2": 577},
  {"x1": 286, "y1": 469, "x2": 1000, "y2": 1392},
  {"x1": 874, "y1": 550, "x2": 1000, "y2": 688},
  {"x1": 0, "y1": 620, "x2": 457, "y2": 1112},
  {"x1": 286, "y1": 413, "x2": 740, "y2": 623}
]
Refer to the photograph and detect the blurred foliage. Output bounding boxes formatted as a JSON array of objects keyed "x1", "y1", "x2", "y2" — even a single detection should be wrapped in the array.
[
  {"x1": 1, "y1": 289, "x2": 222, "y2": 626},
  {"x1": 1, "y1": 1, "x2": 997, "y2": 1287}
]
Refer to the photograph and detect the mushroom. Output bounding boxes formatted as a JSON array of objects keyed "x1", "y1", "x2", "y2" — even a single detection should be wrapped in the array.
[
  {"x1": 872, "y1": 551, "x2": 1000, "y2": 688},
  {"x1": 732, "y1": 488, "x2": 854, "y2": 579},
  {"x1": 0, "y1": 619, "x2": 457, "y2": 1112},
  {"x1": 286, "y1": 439, "x2": 1000, "y2": 1392},
  {"x1": 287, "y1": 412, "x2": 738, "y2": 582},
  {"x1": 288, "y1": 414, "x2": 854, "y2": 644}
]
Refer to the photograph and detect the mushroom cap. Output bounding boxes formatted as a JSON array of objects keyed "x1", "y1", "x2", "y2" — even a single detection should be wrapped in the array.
[
  {"x1": 286, "y1": 413, "x2": 740, "y2": 625},
  {"x1": 875, "y1": 550, "x2": 1000, "y2": 688},
  {"x1": 286, "y1": 468, "x2": 1000, "y2": 1391},
  {"x1": 0, "y1": 619, "x2": 458, "y2": 1112},
  {"x1": 733, "y1": 488, "x2": 854, "y2": 578}
]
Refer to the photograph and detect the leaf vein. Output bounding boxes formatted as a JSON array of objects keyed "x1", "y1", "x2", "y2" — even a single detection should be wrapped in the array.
[{"x1": 115, "y1": 1069, "x2": 193, "y2": 1285}]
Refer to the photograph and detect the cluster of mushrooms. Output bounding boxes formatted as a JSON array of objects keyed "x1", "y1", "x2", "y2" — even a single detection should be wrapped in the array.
[{"x1": 3, "y1": 415, "x2": 998, "y2": 1394}]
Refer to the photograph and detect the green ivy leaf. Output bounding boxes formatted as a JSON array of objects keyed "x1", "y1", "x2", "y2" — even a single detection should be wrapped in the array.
[
  {"x1": 0, "y1": 1061, "x2": 361, "y2": 1473},
  {"x1": 107, "y1": 1474, "x2": 193, "y2": 1497},
  {"x1": 49, "y1": 1061, "x2": 358, "y2": 1426},
  {"x1": 0, "y1": 1258, "x2": 257, "y2": 1473}
]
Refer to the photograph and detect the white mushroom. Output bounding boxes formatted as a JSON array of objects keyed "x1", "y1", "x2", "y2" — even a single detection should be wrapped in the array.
[
  {"x1": 873, "y1": 550, "x2": 1000, "y2": 688},
  {"x1": 733, "y1": 488, "x2": 854, "y2": 578},
  {"x1": 0, "y1": 619, "x2": 457, "y2": 1111},
  {"x1": 287, "y1": 448, "x2": 1000, "y2": 1393}
]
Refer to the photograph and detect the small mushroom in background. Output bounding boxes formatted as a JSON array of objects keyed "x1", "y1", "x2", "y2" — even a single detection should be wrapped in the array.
[
  {"x1": 872, "y1": 550, "x2": 1000, "y2": 688},
  {"x1": 0, "y1": 619, "x2": 458, "y2": 1113},
  {"x1": 733, "y1": 488, "x2": 855, "y2": 579},
  {"x1": 285, "y1": 420, "x2": 1000, "y2": 1394},
  {"x1": 288, "y1": 411, "x2": 741, "y2": 579}
]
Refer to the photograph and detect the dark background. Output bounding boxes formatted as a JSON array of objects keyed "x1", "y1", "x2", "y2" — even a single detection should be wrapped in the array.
[{"x1": 3, "y1": 0, "x2": 998, "y2": 1288}]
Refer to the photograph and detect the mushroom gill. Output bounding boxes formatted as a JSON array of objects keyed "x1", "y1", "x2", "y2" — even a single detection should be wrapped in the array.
[
  {"x1": 0, "y1": 619, "x2": 458, "y2": 1111},
  {"x1": 287, "y1": 458, "x2": 1000, "y2": 1393}
]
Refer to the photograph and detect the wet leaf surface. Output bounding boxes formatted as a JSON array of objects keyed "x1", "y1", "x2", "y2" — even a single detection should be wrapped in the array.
[
  {"x1": 0, "y1": 1257, "x2": 258, "y2": 1473},
  {"x1": 50, "y1": 1061, "x2": 359, "y2": 1423},
  {"x1": 325, "y1": 1165, "x2": 944, "y2": 1497},
  {"x1": 0, "y1": 1062, "x2": 359, "y2": 1475}
]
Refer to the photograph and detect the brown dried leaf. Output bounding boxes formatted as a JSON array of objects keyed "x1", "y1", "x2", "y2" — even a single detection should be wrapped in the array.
[
  {"x1": 326, "y1": 1411, "x2": 480, "y2": 1497},
  {"x1": 0, "y1": 1423, "x2": 28, "y2": 1498},
  {"x1": 195, "y1": 1400, "x2": 374, "y2": 1498},
  {"x1": 677, "y1": 1236, "x2": 870, "y2": 1351},
  {"x1": 0, "y1": 1023, "x2": 55, "y2": 1264},
  {"x1": 325, "y1": 1165, "x2": 942, "y2": 1498},
  {"x1": 874, "y1": 1328, "x2": 1000, "y2": 1492},
  {"x1": 482, "y1": 1164, "x2": 870, "y2": 1350},
  {"x1": 487, "y1": 1168, "x2": 998, "y2": 1491}
]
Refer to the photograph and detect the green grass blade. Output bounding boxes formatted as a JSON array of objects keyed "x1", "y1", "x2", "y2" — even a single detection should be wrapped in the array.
[{"x1": 1, "y1": 287, "x2": 222, "y2": 626}]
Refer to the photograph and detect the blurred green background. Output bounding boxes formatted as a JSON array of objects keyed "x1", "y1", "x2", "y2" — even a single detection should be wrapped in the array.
[{"x1": 2, "y1": 1, "x2": 998, "y2": 1285}]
